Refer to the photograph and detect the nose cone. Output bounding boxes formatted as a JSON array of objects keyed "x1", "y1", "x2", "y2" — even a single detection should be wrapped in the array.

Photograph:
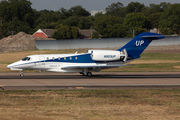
[
  {"x1": 7, "y1": 62, "x2": 23, "y2": 71},
  {"x1": 7, "y1": 61, "x2": 21, "y2": 69},
  {"x1": 7, "y1": 65, "x2": 10, "y2": 68},
  {"x1": 7, "y1": 63, "x2": 15, "y2": 69},
  {"x1": 7, "y1": 64, "x2": 12, "y2": 68}
]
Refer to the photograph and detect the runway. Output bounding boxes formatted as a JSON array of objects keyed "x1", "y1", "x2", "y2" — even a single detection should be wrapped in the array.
[{"x1": 0, "y1": 72, "x2": 180, "y2": 90}]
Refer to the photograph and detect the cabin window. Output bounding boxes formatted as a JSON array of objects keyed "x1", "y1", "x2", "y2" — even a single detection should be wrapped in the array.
[
  {"x1": 70, "y1": 57, "x2": 72, "y2": 60},
  {"x1": 75, "y1": 57, "x2": 78, "y2": 60},
  {"x1": 22, "y1": 57, "x2": 31, "y2": 61},
  {"x1": 64, "y1": 57, "x2": 66, "y2": 60},
  {"x1": 47, "y1": 57, "x2": 49, "y2": 60},
  {"x1": 58, "y1": 57, "x2": 60, "y2": 60}
]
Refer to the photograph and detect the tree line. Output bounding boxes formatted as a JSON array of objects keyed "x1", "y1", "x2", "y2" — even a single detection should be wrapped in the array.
[{"x1": 0, "y1": 0, "x2": 180, "y2": 39}]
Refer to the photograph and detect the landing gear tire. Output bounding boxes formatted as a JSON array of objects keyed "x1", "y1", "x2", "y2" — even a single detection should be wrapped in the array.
[
  {"x1": 20, "y1": 71, "x2": 24, "y2": 77},
  {"x1": 20, "y1": 73, "x2": 24, "y2": 77},
  {"x1": 87, "y1": 72, "x2": 92, "y2": 77}
]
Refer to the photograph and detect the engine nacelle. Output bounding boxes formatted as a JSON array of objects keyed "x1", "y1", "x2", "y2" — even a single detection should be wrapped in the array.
[
  {"x1": 87, "y1": 49, "x2": 128, "y2": 62},
  {"x1": 87, "y1": 50, "x2": 121, "y2": 61}
]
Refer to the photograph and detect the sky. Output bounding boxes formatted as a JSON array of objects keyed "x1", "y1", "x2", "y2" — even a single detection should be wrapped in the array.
[
  {"x1": 0, "y1": 0, "x2": 179, "y2": 11},
  {"x1": 28, "y1": 0, "x2": 180, "y2": 12}
]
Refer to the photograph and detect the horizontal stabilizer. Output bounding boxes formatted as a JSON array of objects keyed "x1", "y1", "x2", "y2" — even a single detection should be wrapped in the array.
[{"x1": 140, "y1": 35, "x2": 165, "y2": 40}]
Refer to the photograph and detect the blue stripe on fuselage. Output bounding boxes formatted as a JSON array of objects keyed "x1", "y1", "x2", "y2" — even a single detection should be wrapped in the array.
[{"x1": 45, "y1": 53, "x2": 95, "y2": 63}]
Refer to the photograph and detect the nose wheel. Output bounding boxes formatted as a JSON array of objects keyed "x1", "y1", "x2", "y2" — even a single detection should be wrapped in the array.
[{"x1": 20, "y1": 71, "x2": 24, "y2": 77}]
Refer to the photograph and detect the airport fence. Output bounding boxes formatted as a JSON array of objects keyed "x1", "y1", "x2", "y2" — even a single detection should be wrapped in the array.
[{"x1": 35, "y1": 37, "x2": 180, "y2": 50}]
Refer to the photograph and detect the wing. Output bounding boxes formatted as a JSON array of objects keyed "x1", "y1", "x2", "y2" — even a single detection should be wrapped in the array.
[{"x1": 61, "y1": 65, "x2": 126, "y2": 69}]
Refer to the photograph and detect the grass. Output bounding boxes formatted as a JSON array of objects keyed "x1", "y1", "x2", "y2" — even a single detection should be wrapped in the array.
[
  {"x1": 140, "y1": 53, "x2": 180, "y2": 61},
  {"x1": 0, "y1": 89, "x2": 180, "y2": 120},
  {"x1": 1, "y1": 49, "x2": 180, "y2": 72},
  {"x1": 102, "y1": 63, "x2": 180, "y2": 72}
]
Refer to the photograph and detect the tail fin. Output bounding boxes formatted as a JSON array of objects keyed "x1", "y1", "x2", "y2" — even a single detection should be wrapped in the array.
[{"x1": 117, "y1": 32, "x2": 165, "y2": 59}]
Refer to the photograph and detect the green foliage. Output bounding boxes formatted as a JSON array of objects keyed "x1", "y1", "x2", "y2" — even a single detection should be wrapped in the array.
[
  {"x1": 106, "y1": 2, "x2": 126, "y2": 18},
  {"x1": 107, "y1": 24, "x2": 128, "y2": 38},
  {"x1": 52, "y1": 26, "x2": 80, "y2": 39},
  {"x1": 68, "y1": 5, "x2": 90, "y2": 16},
  {"x1": 159, "y1": 2, "x2": 172, "y2": 11},
  {"x1": 94, "y1": 12, "x2": 105, "y2": 18},
  {"x1": 159, "y1": 3, "x2": 180, "y2": 35},
  {"x1": 62, "y1": 16, "x2": 80, "y2": 27},
  {"x1": 0, "y1": 1, "x2": 178, "y2": 39},
  {"x1": 126, "y1": 2, "x2": 145, "y2": 13},
  {"x1": 77, "y1": 17, "x2": 94, "y2": 29},
  {"x1": 92, "y1": 31, "x2": 100, "y2": 39},
  {"x1": 33, "y1": 10, "x2": 62, "y2": 29},
  {"x1": 142, "y1": 2, "x2": 171, "y2": 17},
  {"x1": 0, "y1": 0, "x2": 34, "y2": 35},
  {"x1": 94, "y1": 15, "x2": 125, "y2": 38},
  {"x1": 124, "y1": 12, "x2": 146, "y2": 28},
  {"x1": 6, "y1": 17, "x2": 31, "y2": 33},
  {"x1": 63, "y1": 16, "x2": 93, "y2": 29},
  {"x1": 0, "y1": 25, "x2": 9, "y2": 39},
  {"x1": 0, "y1": 0, "x2": 33, "y2": 22},
  {"x1": 146, "y1": 12, "x2": 162, "y2": 29},
  {"x1": 71, "y1": 26, "x2": 80, "y2": 39}
]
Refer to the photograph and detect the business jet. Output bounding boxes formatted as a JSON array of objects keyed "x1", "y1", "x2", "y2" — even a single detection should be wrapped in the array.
[{"x1": 7, "y1": 32, "x2": 165, "y2": 77}]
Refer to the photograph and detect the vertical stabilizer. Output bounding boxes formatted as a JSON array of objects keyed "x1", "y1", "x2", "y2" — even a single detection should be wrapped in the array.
[{"x1": 117, "y1": 33, "x2": 165, "y2": 59}]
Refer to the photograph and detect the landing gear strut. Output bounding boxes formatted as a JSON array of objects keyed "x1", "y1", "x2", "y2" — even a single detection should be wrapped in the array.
[{"x1": 20, "y1": 70, "x2": 24, "y2": 77}]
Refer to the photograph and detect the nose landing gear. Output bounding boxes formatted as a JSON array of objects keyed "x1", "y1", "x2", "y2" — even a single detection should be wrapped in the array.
[{"x1": 20, "y1": 71, "x2": 24, "y2": 77}]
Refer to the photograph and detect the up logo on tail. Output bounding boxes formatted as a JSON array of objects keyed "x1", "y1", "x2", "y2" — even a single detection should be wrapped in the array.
[{"x1": 135, "y1": 40, "x2": 144, "y2": 46}]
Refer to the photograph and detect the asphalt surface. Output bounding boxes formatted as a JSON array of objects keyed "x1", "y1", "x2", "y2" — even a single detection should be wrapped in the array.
[{"x1": 0, "y1": 72, "x2": 180, "y2": 90}]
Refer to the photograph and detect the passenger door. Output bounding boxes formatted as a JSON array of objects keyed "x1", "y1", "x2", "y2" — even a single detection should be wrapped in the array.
[{"x1": 39, "y1": 56, "x2": 45, "y2": 67}]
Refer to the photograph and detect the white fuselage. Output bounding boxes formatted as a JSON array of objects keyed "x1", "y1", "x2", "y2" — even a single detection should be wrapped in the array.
[{"x1": 7, "y1": 50, "x2": 130, "y2": 73}]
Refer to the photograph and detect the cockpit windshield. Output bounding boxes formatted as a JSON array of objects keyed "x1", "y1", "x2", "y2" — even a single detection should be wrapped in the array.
[{"x1": 22, "y1": 57, "x2": 31, "y2": 61}]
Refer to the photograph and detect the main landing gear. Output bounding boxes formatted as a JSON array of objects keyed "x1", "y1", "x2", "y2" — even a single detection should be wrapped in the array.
[
  {"x1": 80, "y1": 69, "x2": 92, "y2": 77},
  {"x1": 20, "y1": 70, "x2": 24, "y2": 77},
  {"x1": 87, "y1": 72, "x2": 92, "y2": 77},
  {"x1": 80, "y1": 68, "x2": 92, "y2": 77},
  {"x1": 81, "y1": 72, "x2": 92, "y2": 77}
]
